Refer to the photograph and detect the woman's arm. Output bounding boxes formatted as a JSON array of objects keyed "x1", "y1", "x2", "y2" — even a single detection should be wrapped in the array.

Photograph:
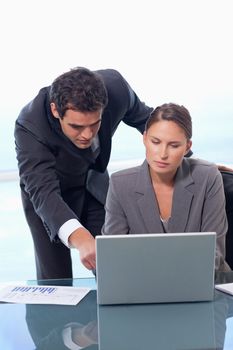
[{"x1": 102, "y1": 176, "x2": 129, "y2": 235}]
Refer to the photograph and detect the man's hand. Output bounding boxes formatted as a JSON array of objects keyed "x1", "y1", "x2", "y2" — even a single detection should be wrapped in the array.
[
  {"x1": 72, "y1": 320, "x2": 98, "y2": 347},
  {"x1": 68, "y1": 228, "x2": 96, "y2": 270},
  {"x1": 217, "y1": 164, "x2": 233, "y2": 172}
]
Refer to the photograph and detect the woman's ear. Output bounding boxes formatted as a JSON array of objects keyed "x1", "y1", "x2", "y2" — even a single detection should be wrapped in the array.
[
  {"x1": 143, "y1": 131, "x2": 147, "y2": 146},
  {"x1": 185, "y1": 140, "x2": 192, "y2": 155},
  {"x1": 50, "y1": 103, "x2": 60, "y2": 119}
]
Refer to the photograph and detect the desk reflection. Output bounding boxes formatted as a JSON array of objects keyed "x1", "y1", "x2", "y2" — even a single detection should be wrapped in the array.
[
  {"x1": 1, "y1": 284, "x2": 233, "y2": 349},
  {"x1": 98, "y1": 291, "x2": 230, "y2": 350},
  {"x1": 26, "y1": 290, "x2": 98, "y2": 350}
]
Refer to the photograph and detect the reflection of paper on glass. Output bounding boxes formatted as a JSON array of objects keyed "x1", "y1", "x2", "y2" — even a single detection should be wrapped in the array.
[
  {"x1": 0, "y1": 284, "x2": 91, "y2": 305},
  {"x1": 215, "y1": 283, "x2": 233, "y2": 296}
]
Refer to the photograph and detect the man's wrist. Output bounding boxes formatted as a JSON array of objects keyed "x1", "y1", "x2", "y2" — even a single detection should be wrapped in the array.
[
  {"x1": 58, "y1": 219, "x2": 84, "y2": 248},
  {"x1": 68, "y1": 227, "x2": 94, "y2": 250}
]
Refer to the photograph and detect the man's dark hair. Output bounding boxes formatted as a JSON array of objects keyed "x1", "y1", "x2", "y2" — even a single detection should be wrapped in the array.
[
  {"x1": 50, "y1": 67, "x2": 108, "y2": 118},
  {"x1": 145, "y1": 102, "x2": 192, "y2": 139}
]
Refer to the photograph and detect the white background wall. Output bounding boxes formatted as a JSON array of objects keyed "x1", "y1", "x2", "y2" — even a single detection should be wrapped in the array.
[
  {"x1": 0, "y1": 0, "x2": 232, "y2": 169},
  {"x1": 0, "y1": 0, "x2": 232, "y2": 282}
]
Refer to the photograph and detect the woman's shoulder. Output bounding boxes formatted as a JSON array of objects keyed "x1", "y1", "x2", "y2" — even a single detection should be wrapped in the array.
[
  {"x1": 186, "y1": 157, "x2": 217, "y2": 169},
  {"x1": 184, "y1": 157, "x2": 220, "y2": 180},
  {"x1": 110, "y1": 164, "x2": 141, "y2": 180}
]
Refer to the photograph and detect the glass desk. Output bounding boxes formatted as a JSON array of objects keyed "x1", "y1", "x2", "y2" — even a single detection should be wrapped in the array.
[{"x1": 1, "y1": 272, "x2": 233, "y2": 350}]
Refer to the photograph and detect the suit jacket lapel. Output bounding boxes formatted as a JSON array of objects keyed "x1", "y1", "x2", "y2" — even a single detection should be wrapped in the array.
[
  {"x1": 134, "y1": 159, "x2": 195, "y2": 233},
  {"x1": 134, "y1": 160, "x2": 164, "y2": 233},
  {"x1": 169, "y1": 159, "x2": 194, "y2": 232}
]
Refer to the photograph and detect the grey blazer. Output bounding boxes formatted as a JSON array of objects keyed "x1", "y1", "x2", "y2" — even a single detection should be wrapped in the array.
[{"x1": 102, "y1": 158, "x2": 229, "y2": 271}]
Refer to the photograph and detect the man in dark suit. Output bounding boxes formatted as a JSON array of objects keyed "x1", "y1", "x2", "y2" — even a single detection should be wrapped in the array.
[{"x1": 14, "y1": 67, "x2": 153, "y2": 279}]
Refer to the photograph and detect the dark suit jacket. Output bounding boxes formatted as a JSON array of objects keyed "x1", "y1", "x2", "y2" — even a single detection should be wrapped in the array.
[
  {"x1": 14, "y1": 69, "x2": 152, "y2": 242},
  {"x1": 102, "y1": 158, "x2": 229, "y2": 271}
]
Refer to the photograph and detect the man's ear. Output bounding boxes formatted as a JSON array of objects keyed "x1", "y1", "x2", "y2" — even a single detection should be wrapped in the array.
[
  {"x1": 50, "y1": 103, "x2": 60, "y2": 119},
  {"x1": 185, "y1": 140, "x2": 192, "y2": 155}
]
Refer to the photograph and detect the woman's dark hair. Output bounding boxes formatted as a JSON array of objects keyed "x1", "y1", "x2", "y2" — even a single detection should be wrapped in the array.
[
  {"x1": 49, "y1": 67, "x2": 108, "y2": 118},
  {"x1": 145, "y1": 103, "x2": 192, "y2": 139}
]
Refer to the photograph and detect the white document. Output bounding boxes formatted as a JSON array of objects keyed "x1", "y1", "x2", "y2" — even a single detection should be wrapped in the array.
[
  {"x1": 215, "y1": 283, "x2": 233, "y2": 296},
  {"x1": 0, "y1": 284, "x2": 91, "y2": 305}
]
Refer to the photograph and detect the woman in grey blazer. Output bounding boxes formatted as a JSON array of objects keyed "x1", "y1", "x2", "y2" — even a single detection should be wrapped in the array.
[{"x1": 102, "y1": 103, "x2": 230, "y2": 271}]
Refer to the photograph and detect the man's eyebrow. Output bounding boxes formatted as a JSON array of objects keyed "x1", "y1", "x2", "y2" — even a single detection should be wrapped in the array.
[{"x1": 68, "y1": 119, "x2": 102, "y2": 128}]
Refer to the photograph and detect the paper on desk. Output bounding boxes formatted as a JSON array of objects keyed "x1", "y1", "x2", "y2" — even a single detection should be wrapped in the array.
[
  {"x1": 0, "y1": 284, "x2": 91, "y2": 305},
  {"x1": 215, "y1": 283, "x2": 233, "y2": 296}
]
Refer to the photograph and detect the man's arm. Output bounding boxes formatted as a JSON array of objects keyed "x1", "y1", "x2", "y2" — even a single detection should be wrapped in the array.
[
  {"x1": 100, "y1": 69, "x2": 153, "y2": 134},
  {"x1": 15, "y1": 123, "x2": 81, "y2": 242},
  {"x1": 217, "y1": 164, "x2": 233, "y2": 172},
  {"x1": 121, "y1": 78, "x2": 153, "y2": 133}
]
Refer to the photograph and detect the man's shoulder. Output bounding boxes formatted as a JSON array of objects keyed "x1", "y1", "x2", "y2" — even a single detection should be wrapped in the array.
[
  {"x1": 96, "y1": 68, "x2": 123, "y2": 80},
  {"x1": 18, "y1": 87, "x2": 50, "y2": 121},
  {"x1": 96, "y1": 69, "x2": 128, "y2": 93},
  {"x1": 16, "y1": 87, "x2": 52, "y2": 138}
]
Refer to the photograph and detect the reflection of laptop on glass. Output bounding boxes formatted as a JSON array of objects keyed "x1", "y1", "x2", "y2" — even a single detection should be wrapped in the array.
[
  {"x1": 98, "y1": 300, "x2": 217, "y2": 350},
  {"x1": 96, "y1": 232, "x2": 216, "y2": 305}
]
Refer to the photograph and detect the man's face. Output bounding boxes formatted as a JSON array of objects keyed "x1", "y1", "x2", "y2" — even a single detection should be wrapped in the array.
[{"x1": 51, "y1": 103, "x2": 102, "y2": 149}]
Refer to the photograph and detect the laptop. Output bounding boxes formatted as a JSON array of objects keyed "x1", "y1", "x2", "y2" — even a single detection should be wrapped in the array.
[{"x1": 96, "y1": 232, "x2": 216, "y2": 305}]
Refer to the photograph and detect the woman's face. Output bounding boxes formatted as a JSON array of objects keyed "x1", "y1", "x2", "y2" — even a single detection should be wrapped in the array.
[{"x1": 143, "y1": 120, "x2": 192, "y2": 176}]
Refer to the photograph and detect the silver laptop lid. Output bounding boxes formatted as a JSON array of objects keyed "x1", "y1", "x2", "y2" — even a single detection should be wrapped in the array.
[{"x1": 96, "y1": 232, "x2": 216, "y2": 305}]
